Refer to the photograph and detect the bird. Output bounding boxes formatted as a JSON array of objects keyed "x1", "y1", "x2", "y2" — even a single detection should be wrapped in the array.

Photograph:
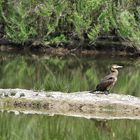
[{"x1": 90, "y1": 64, "x2": 123, "y2": 95}]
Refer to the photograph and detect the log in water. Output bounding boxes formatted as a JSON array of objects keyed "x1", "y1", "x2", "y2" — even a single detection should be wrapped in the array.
[{"x1": 0, "y1": 89, "x2": 139, "y2": 120}]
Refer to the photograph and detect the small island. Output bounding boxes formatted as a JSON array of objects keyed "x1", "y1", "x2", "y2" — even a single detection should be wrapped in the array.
[{"x1": 0, "y1": 89, "x2": 139, "y2": 120}]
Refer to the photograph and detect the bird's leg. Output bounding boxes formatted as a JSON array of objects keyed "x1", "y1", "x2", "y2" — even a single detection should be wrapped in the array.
[{"x1": 104, "y1": 90, "x2": 110, "y2": 95}]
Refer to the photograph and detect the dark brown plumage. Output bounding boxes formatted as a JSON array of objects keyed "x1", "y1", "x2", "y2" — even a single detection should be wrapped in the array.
[{"x1": 91, "y1": 64, "x2": 122, "y2": 94}]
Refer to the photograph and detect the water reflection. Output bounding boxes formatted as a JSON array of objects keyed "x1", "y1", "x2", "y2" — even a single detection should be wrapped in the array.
[
  {"x1": 0, "y1": 111, "x2": 139, "y2": 140},
  {"x1": 0, "y1": 53, "x2": 139, "y2": 96}
]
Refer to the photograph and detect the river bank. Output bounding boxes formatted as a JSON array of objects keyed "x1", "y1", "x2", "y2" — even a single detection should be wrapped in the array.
[
  {"x1": 0, "y1": 37, "x2": 140, "y2": 56},
  {"x1": 0, "y1": 1, "x2": 140, "y2": 56}
]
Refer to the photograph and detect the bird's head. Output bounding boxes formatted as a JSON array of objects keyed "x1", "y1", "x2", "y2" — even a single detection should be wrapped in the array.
[{"x1": 111, "y1": 64, "x2": 123, "y2": 69}]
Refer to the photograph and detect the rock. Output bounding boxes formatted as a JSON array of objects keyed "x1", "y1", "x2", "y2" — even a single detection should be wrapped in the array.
[{"x1": 0, "y1": 89, "x2": 139, "y2": 120}]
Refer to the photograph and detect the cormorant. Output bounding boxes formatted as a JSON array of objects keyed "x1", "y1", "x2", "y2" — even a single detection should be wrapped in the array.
[{"x1": 90, "y1": 64, "x2": 123, "y2": 94}]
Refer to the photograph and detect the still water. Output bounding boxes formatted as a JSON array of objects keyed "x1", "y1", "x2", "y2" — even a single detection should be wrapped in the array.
[
  {"x1": 0, "y1": 111, "x2": 140, "y2": 140},
  {"x1": 0, "y1": 52, "x2": 139, "y2": 140},
  {"x1": 0, "y1": 52, "x2": 139, "y2": 96}
]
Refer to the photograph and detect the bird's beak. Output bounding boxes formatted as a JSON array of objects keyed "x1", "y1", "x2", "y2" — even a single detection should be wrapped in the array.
[{"x1": 116, "y1": 65, "x2": 123, "y2": 68}]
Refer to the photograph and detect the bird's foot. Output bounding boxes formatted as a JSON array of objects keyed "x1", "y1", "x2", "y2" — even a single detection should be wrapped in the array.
[{"x1": 104, "y1": 90, "x2": 110, "y2": 95}]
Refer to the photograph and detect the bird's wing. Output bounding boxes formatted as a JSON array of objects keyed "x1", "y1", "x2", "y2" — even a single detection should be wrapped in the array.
[
  {"x1": 101, "y1": 73, "x2": 113, "y2": 82},
  {"x1": 96, "y1": 76, "x2": 115, "y2": 91}
]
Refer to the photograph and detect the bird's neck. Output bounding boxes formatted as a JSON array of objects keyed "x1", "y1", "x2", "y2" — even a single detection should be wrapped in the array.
[{"x1": 110, "y1": 68, "x2": 118, "y2": 76}]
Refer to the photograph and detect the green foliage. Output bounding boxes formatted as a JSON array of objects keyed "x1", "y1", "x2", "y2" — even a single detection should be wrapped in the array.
[
  {"x1": 118, "y1": 11, "x2": 135, "y2": 37},
  {"x1": 35, "y1": 0, "x2": 68, "y2": 44},
  {"x1": 137, "y1": 6, "x2": 140, "y2": 16},
  {"x1": 72, "y1": 11, "x2": 91, "y2": 38},
  {"x1": 71, "y1": 0, "x2": 104, "y2": 40},
  {"x1": 88, "y1": 24, "x2": 101, "y2": 43},
  {"x1": 0, "y1": 0, "x2": 4, "y2": 20},
  {"x1": 0, "y1": 0, "x2": 140, "y2": 46},
  {"x1": 43, "y1": 34, "x2": 67, "y2": 46},
  {"x1": 2, "y1": 1, "x2": 37, "y2": 43},
  {"x1": 117, "y1": 10, "x2": 140, "y2": 44}
]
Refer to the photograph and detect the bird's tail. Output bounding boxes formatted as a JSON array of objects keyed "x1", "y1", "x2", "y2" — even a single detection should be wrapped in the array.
[{"x1": 89, "y1": 90, "x2": 97, "y2": 93}]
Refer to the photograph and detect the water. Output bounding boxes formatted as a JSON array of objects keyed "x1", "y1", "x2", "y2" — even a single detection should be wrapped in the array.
[
  {"x1": 0, "y1": 111, "x2": 139, "y2": 140},
  {"x1": 0, "y1": 52, "x2": 139, "y2": 96},
  {"x1": 0, "y1": 52, "x2": 139, "y2": 140}
]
